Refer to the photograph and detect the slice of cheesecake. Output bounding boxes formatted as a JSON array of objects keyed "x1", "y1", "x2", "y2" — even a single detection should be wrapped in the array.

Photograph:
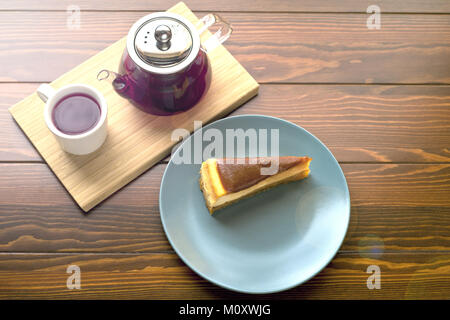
[{"x1": 199, "y1": 156, "x2": 312, "y2": 214}]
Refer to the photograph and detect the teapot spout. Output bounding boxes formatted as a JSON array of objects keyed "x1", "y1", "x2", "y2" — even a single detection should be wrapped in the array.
[{"x1": 97, "y1": 69, "x2": 130, "y2": 98}]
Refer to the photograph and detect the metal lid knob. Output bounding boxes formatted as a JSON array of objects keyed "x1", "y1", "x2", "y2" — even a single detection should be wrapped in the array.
[{"x1": 155, "y1": 25, "x2": 172, "y2": 51}]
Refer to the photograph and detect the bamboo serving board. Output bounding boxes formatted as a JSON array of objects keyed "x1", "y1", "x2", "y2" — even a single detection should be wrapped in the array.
[{"x1": 9, "y1": 2, "x2": 259, "y2": 212}]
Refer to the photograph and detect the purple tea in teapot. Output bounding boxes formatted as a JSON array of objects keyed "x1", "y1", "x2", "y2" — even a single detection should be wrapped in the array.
[{"x1": 98, "y1": 12, "x2": 232, "y2": 116}]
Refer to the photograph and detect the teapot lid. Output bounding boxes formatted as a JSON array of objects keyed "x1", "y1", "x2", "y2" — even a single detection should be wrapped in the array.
[{"x1": 127, "y1": 12, "x2": 200, "y2": 74}]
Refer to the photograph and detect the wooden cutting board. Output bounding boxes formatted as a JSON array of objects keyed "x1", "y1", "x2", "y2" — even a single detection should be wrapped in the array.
[{"x1": 9, "y1": 1, "x2": 259, "y2": 212}]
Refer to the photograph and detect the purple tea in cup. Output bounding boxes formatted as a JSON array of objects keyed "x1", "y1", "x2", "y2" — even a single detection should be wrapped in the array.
[{"x1": 52, "y1": 93, "x2": 101, "y2": 135}]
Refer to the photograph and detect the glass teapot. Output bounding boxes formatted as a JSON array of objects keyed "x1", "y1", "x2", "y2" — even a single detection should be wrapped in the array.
[{"x1": 97, "y1": 12, "x2": 232, "y2": 116}]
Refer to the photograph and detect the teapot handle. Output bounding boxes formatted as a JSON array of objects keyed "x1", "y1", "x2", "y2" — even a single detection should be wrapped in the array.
[{"x1": 197, "y1": 14, "x2": 232, "y2": 53}]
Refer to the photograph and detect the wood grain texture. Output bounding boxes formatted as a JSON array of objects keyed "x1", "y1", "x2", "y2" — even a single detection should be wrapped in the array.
[
  {"x1": 1, "y1": 0, "x2": 450, "y2": 13},
  {"x1": 8, "y1": 2, "x2": 259, "y2": 212},
  {"x1": 0, "y1": 163, "x2": 448, "y2": 253},
  {"x1": 231, "y1": 85, "x2": 450, "y2": 163},
  {"x1": 1, "y1": 11, "x2": 450, "y2": 83},
  {"x1": 0, "y1": 83, "x2": 40, "y2": 161},
  {"x1": 0, "y1": 252, "x2": 448, "y2": 299},
  {"x1": 3, "y1": 84, "x2": 449, "y2": 162}
]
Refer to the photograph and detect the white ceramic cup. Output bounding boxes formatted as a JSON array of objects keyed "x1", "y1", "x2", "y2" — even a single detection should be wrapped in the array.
[{"x1": 37, "y1": 83, "x2": 108, "y2": 155}]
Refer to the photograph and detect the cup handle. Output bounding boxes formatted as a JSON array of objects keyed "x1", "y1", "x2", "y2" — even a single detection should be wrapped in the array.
[
  {"x1": 37, "y1": 83, "x2": 56, "y2": 103},
  {"x1": 197, "y1": 14, "x2": 233, "y2": 53}
]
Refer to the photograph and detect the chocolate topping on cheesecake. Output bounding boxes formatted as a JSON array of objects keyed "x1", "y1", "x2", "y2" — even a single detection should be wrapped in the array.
[{"x1": 216, "y1": 156, "x2": 310, "y2": 193}]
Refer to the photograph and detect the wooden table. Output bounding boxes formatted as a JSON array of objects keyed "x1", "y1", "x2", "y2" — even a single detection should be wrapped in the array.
[{"x1": 1, "y1": 0, "x2": 449, "y2": 299}]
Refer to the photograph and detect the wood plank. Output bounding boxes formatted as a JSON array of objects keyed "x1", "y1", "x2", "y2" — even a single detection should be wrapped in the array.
[
  {"x1": 1, "y1": 12, "x2": 450, "y2": 83},
  {"x1": 0, "y1": 83, "x2": 40, "y2": 161},
  {"x1": 1, "y1": 0, "x2": 450, "y2": 13},
  {"x1": 0, "y1": 163, "x2": 448, "y2": 253},
  {"x1": 0, "y1": 164, "x2": 169, "y2": 253},
  {"x1": 2, "y1": 84, "x2": 449, "y2": 162},
  {"x1": 231, "y1": 85, "x2": 450, "y2": 163},
  {"x1": 0, "y1": 252, "x2": 448, "y2": 299},
  {"x1": 8, "y1": 2, "x2": 259, "y2": 212}
]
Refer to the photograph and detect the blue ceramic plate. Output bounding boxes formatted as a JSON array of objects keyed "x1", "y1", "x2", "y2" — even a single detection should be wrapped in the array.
[{"x1": 159, "y1": 115, "x2": 350, "y2": 294}]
